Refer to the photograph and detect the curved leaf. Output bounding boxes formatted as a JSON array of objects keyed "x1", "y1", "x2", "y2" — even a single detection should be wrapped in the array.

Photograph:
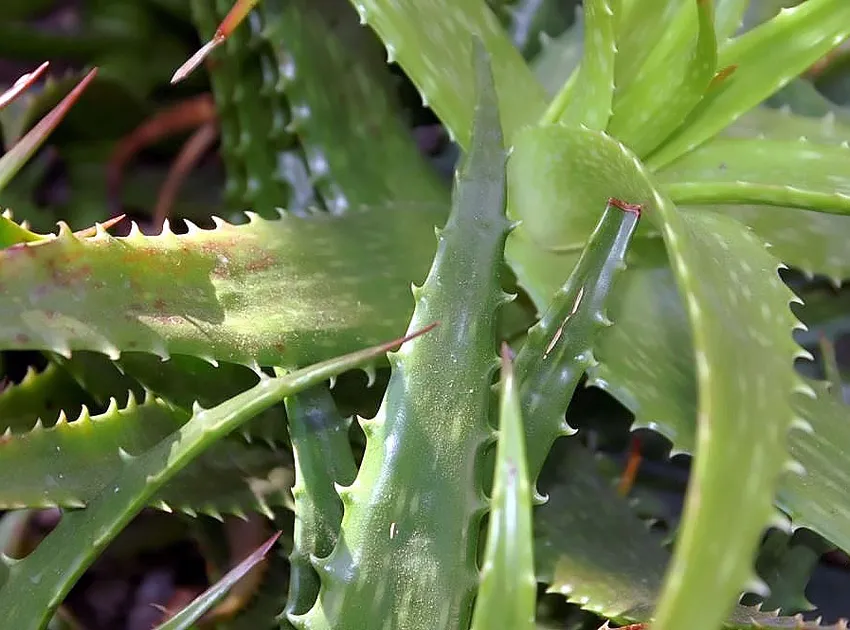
[
  {"x1": 0, "y1": 324, "x2": 432, "y2": 630},
  {"x1": 0, "y1": 204, "x2": 443, "y2": 367},
  {"x1": 609, "y1": 0, "x2": 717, "y2": 158},
  {"x1": 660, "y1": 138, "x2": 850, "y2": 215},
  {"x1": 648, "y1": 0, "x2": 850, "y2": 169},
  {"x1": 470, "y1": 346, "x2": 535, "y2": 630},
  {"x1": 342, "y1": 0, "x2": 546, "y2": 146},
  {"x1": 299, "y1": 45, "x2": 510, "y2": 630}
]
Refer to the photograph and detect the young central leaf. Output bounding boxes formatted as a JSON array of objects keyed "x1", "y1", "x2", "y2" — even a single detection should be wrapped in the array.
[{"x1": 296, "y1": 45, "x2": 511, "y2": 630}]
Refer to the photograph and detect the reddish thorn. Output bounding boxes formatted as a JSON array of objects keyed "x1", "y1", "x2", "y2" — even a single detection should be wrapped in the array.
[
  {"x1": 0, "y1": 61, "x2": 50, "y2": 111},
  {"x1": 608, "y1": 198, "x2": 642, "y2": 217}
]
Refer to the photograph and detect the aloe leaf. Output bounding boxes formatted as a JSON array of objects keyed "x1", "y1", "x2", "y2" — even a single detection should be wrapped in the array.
[
  {"x1": 609, "y1": 0, "x2": 717, "y2": 158},
  {"x1": 545, "y1": 0, "x2": 616, "y2": 129},
  {"x1": 506, "y1": 124, "x2": 808, "y2": 630},
  {"x1": 188, "y1": 0, "x2": 311, "y2": 213},
  {"x1": 721, "y1": 103, "x2": 850, "y2": 144},
  {"x1": 535, "y1": 438, "x2": 666, "y2": 621},
  {"x1": 535, "y1": 438, "x2": 848, "y2": 630},
  {"x1": 752, "y1": 529, "x2": 831, "y2": 615},
  {"x1": 0, "y1": 69, "x2": 96, "y2": 193},
  {"x1": 532, "y1": 16, "x2": 584, "y2": 97},
  {"x1": 714, "y1": 0, "x2": 749, "y2": 41},
  {"x1": 283, "y1": 384, "x2": 357, "y2": 617},
  {"x1": 0, "y1": 204, "x2": 443, "y2": 367},
  {"x1": 0, "y1": 326, "x2": 431, "y2": 630},
  {"x1": 0, "y1": 363, "x2": 92, "y2": 434},
  {"x1": 469, "y1": 346, "x2": 535, "y2": 630},
  {"x1": 647, "y1": 0, "x2": 850, "y2": 169},
  {"x1": 298, "y1": 44, "x2": 510, "y2": 630},
  {"x1": 343, "y1": 0, "x2": 546, "y2": 146},
  {"x1": 659, "y1": 138, "x2": 850, "y2": 215},
  {"x1": 261, "y1": 0, "x2": 448, "y2": 210},
  {"x1": 514, "y1": 199, "x2": 639, "y2": 483},
  {"x1": 614, "y1": 0, "x2": 685, "y2": 92},
  {"x1": 154, "y1": 531, "x2": 281, "y2": 630},
  {"x1": 0, "y1": 389, "x2": 292, "y2": 516}
]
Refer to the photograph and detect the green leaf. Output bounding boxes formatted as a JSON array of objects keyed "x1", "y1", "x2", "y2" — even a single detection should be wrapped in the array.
[
  {"x1": 0, "y1": 389, "x2": 292, "y2": 516},
  {"x1": 614, "y1": 0, "x2": 684, "y2": 92},
  {"x1": 545, "y1": 0, "x2": 616, "y2": 129},
  {"x1": 299, "y1": 43, "x2": 510, "y2": 630},
  {"x1": 659, "y1": 138, "x2": 850, "y2": 215},
  {"x1": 469, "y1": 346, "x2": 536, "y2": 630},
  {"x1": 342, "y1": 0, "x2": 547, "y2": 146},
  {"x1": 0, "y1": 204, "x2": 443, "y2": 367},
  {"x1": 751, "y1": 529, "x2": 831, "y2": 615},
  {"x1": 531, "y1": 18, "x2": 584, "y2": 97},
  {"x1": 647, "y1": 0, "x2": 850, "y2": 169},
  {"x1": 535, "y1": 438, "x2": 665, "y2": 621},
  {"x1": 283, "y1": 384, "x2": 357, "y2": 618},
  {"x1": 0, "y1": 325, "x2": 431, "y2": 630},
  {"x1": 258, "y1": 0, "x2": 448, "y2": 209},
  {"x1": 505, "y1": 125, "x2": 807, "y2": 630},
  {"x1": 514, "y1": 199, "x2": 639, "y2": 483},
  {"x1": 0, "y1": 363, "x2": 91, "y2": 434},
  {"x1": 714, "y1": 0, "x2": 749, "y2": 41},
  {"x1": 154, "y1": 531, "x2": 281, "y2": 630},
  {"x1": 609, "y1": 0, "x2": 717, "y2": 158}
]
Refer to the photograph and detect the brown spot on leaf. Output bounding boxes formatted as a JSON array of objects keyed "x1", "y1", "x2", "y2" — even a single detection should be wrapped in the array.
[{"x1": 15, "y1": 333, "x2": 30, "y2": 344}]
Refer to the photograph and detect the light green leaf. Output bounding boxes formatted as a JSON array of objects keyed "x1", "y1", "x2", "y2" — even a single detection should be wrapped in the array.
[
  {"x1": 0, "y1": 204, "x2": 443, "y2": 368},
  {"x1": 614, "y1": 0, "x2": 685, "y2": 93},
  {"x1": 470, "y1": 347, "x2": 536, "y2": 630},
  {"x1": 714, "y1": 0, "x2": 749, "y2": 40},
  {"x1": 659, "y1": 138, "x2": 850, "y2": 215},
  {"x1": 344, "y1": 0, "x2": 546, "y2": 147},
  {"x1": 531, "y1": 18, "x2": 583, "y2": 97},
  {"x1": 648, "y1": 0, "x2": 850, "y2": 169},
  {"x1": 505, "y1": 125, "x2": 807, "y2": 630},
  {"x1": 609, "y1": 0, "x2": 717, "y2": 158},
  {"x1": 545, "y1": 0, "x2": 616, "y2": 129}
]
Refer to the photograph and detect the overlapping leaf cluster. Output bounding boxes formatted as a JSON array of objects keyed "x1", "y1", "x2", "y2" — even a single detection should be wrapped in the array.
[{"x1": 0, "y1": 0, "x2": 849, "y2": 628}]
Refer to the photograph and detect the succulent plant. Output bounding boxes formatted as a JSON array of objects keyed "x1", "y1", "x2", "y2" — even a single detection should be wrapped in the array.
[{"x1": 1, "y1": 0, "x2": 850, "y2": 629}]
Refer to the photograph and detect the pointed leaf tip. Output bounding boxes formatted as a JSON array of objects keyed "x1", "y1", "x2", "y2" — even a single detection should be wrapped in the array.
[{"x1": 0, "y1": 62, "x2": 50, "y2": 111}]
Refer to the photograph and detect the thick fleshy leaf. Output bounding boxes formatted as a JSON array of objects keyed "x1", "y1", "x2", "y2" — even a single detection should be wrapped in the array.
[
  {"x1": 532, "y1": 17, "x2": 584, "y2": 97},
  {"x1": 342, "y1": 0, "x2": 547, "y2": 146},
  {"x1": 589, "y1": 267, "x2": 850, "y2": 556},
  {"x1": 614, "y1": 0, "x2": 686, "y2": 93},
  {"x1": 154, "y1": 531, "x2": 281, "y2": 630},
  {"x1": 659, "y1": 138, "x2": 850, "y2": 215},
  {"x1": 514, "y1": 200, "x2": 639, "y2": 483},
  {"x1": 0, "y1": 326, "x2": 432, "y2": 629},
  {"x1": 0, "y1": 363, "x2": 92, "y2": 434},
  {"x1": 535, "y1": 438, "x2": 666, "y2": 620},
  {"x1": 470, "y1": 347, "x2": 535, "y2": 630},
  {"x1": 548, "y1": 0, "x2": 616, "y2": 129},
  {"x1": 0, "y1": 389, "x2": 292, "y2": 516},
  {"x1": 283, "y1": 384, "x2": 357, "y2": 617},
  {"x1": 609, "y1": 0, "x2": 717, "y2": 158},
  {"x1": 0, "y1": 204, "x2": 443, "y2": 367},
  {"x1": 647, "y1": 0, "x2": 850, "y2": 169},
  {"x1": 714, "y1": 0, "x2": 749, "y2": 41},
  {"x1": 299, "y1": 45, "x2": 510, "y2": 630},
  {"x1": 505, "y1": 125, "x2": 807, "y2": 630},
  {"x1": 258, "y1": 0, "x2": 448, "y2": 210}
]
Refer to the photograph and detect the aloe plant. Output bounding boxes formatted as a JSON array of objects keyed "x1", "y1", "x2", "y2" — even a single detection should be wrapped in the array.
[{"x1": 1, "y1": 0, "x2": 850, "y2": 628}]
